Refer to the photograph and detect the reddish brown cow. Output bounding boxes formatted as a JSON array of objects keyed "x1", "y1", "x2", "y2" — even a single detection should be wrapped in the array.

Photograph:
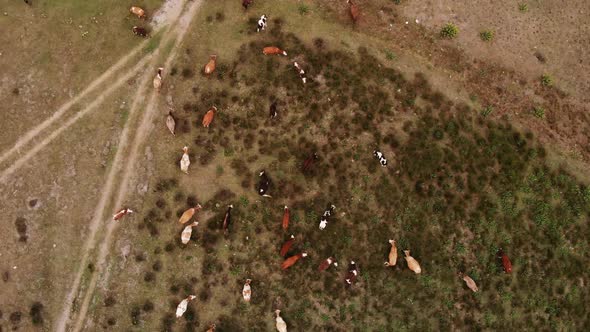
[
  {"x1": 282, "y1": 206, "x2": 290, "y2": 230},
  {"x1": 347, "y1": 0, "x2": 359, "y2": 22},
  {"x1": 242, "y1": 0, "x2": 253, "y2": 9},
  {"x1": 497, "y1": 248, "x2": 513, "y2": 274},
  {"x1": 279, "y1": 235, "x2": 295, "y2": 257},
  {"x1": 263, "y1": 46, "x2": 287, "y2": 56},
  {"x1": 318, "y1": 257, "x2": 337, "y2": 272},
  {"x1": 113, "y1": 208, "x2": 133, "y2": 221},
  {"x1": 281, "y1": 252, "x2": 307, "y2": 270},
  {"x1": 202, "y1": 106, "x2": 217, "y2": 127},
  {"x1": 302, "y1": 152, "x2": 319, "y2": 172}
]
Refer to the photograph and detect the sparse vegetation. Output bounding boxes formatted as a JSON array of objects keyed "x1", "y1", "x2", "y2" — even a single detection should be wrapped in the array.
[
  {"x1": 298, "y1": 4, "x2": 309, "y2": 15},
  {"x1": 518, "y1": 3, "x2": 529, "y2": 12},
  {"x1": 481, "y1": 105, "x2": 494, "y2": 117},
  {"x1": 533, "y1": 106, "x2": 546, "y2": 118},
  {"x1": 541, "y1": 74, "x2": 554, "y2": 86},
  {"x1": 480, "y1": 30, "x2": 494, "y2": 42},
  {"x1": 440, "y1": 23, "x2": 459, "y2": 39}
]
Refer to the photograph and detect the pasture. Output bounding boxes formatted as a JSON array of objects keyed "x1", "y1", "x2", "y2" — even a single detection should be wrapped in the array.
[{"x1": 0, "y1": 0, "x2": 589, "y2": 331}]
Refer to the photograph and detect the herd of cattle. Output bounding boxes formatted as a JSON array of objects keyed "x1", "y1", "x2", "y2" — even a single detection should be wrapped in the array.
[{"x1": 109, "y1": 2, "x2": 515, "y2": 330}]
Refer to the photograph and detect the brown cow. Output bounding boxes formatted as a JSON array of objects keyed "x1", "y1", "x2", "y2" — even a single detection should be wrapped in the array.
[
  {"x1": 347, "y1": 0, "x2": 359, "y2": 22},
  {"x1": 179, "y1": 204, "x2": 202, "y2": 224},
  {"x1": 318, "y1": 256, "x2": 337, "y2": 272},
  {"x1": 130, "y1": 6, "x2": 146, "y2": 19},
  {"x1": 458, "y1": 272, "x2": 479, "y2": 292},
  {"x1": 281, "y1": 252, "x2": 307, "y2": 270},
  {"x1": 202, "y1": 106, "x2": 217, "y2": 127},
  {"x1": 344, "y1": 261, "x2": 359, "y2": 285},
  {"x1": 242, "y1": 0, "x2": 253, "y2": 10},
  {"x1": 384, "y1": 239, "x2": 398, "y2": 267},
  {"x1": 222, "y1": 205, "x2": 233, "y2": 235},
  {"x1": 282, "y1": 206, "x2": 290, "y2": 230},
  {"x1": 263, "y1": 46, "x2": 287, "y2": 56},
  {"x1": 113, "y1": 208, "x2": 133, "y2": 221},
  {"x1": 403, "y1": 250, "x2": 422, "y2": 274},
  {"x1": 206, "y1": 324, "x2": 216, "y2": 332},
  {"x1": 279, "y1": 235, "x2": 295, "y2": 257},
  {"x1": 497, "y1": 248, "x2": 513, "y2": 274},
  {"x1": 204, "y1": 55, "x2": 217, "y2": 76},
  {"x1": 302, "y1": 152, "x2": 319, "y2": 172}
]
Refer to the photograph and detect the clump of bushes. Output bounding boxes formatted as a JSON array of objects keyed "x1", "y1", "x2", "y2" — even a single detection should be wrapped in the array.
[
  {"x1": 532, "y1": 106, "x2": 545, "y2": 119},
  {"x1": 480, "y1": 30, "x2": 494, "y2": 42},
  {"x1": 440, "y1": 23, "x2": 459, "y2": 39}
]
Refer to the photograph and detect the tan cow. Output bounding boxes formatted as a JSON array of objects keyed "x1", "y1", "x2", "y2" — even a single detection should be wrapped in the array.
[
  {"x1": 202, "y1": 106, "x2": 217, "y2": 128},
  {"x1": 275, "y1": 310, "x2": 287, "y2": 332},
  {"x1": 181, "y1": 222, "x2": 199, "y2": 244},
  {"x1": 180, "y1": 146, "x2": 190, "y2": 174},
  {"x1": 206, "y1": 324, "x2": 216, "y2": 332},
  {"x1": 153, "y1": 67, "x2": 163, "y2": 92},
  {"x1": 179, "y1": 204, "x2": 202, "y2": 224},
  {"x1": 204, "y1": 55, "x2": 217, "y2": 76},
  {"x1": 384, "y1": 239, "x2": 398, "y2": 267},
  {"x1": 403, "y1": 250, "x2": 422, "y2": 274},
  {"x1": 458, "y1": 272, "x2": 479, "y2": 292},
  {"x1": 263, "y1": 46, "x2": 287, "y2": 56},
  {"x1": 129, "y1": 6, "x2": 146, "y2": 19},
  {"x1": 175, "y1": 295, "x2": 196, "y2": 318},
  {"x1": 166, "y1": 110, "x2": 176, "y2": 136},
  {"x1": 242, "y1": 279, "x2": 252, "y2": 302}
]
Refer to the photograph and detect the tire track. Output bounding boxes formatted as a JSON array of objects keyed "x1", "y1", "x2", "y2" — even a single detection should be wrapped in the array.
[{"x1": 59, "y1": 1, "x2": 203, "y2": 330}]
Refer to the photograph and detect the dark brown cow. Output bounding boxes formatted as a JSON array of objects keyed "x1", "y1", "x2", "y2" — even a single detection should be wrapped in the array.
[
  {"x1": 269, "y1": 101, "x2": 278, "y2": 118},
  {"x1": 257, "y1": 170, "x2": 271, "y2": 197},
  {"x1": 132, "y1": 26, "x2": 148, "y2": 37},
  {"x1": 318, "y1": 257, "x2": 337, "y2": 272},
  {"x1": 222, "y1": 205, "x2": 233, "y2": 235},
  {"x1": 302, "y1": 152, "x2": 318, "y2": 172},
  {"x1": 345, "y1": 261, "x2": 359, "y2": 285},
  {"x1": 242, "y1": 0, "x2": 253, "y2": 9}
]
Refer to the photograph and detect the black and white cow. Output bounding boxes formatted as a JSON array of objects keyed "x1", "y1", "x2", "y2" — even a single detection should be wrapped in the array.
[
  {"x1": 293, "y1": 62, "x2": 307, "y2": 84},
  {"x1": 132, "y1": 26, "x2": 149, "y2": 37},
  {"x1": 319, "y1": 204, "x2": 336, "y2": 230},
  {"x1": 257, "y1": 14, "x2": 267, "y2": 32},
  {"x1": 269, "y1": 101, "x2": 278, "y2": 118},
  {"x1": 257, "y1": 170, "x2": 271, "y2": 197},
  {"x1": 345, "y1": 261, "x2": 359, "y2": 286},
  {"x1": 373, "y1": 150, "x2": 387, "y2": 167}
]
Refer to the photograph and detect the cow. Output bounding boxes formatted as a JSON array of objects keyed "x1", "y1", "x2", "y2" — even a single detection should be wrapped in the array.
[
  {"x1": 281, "y1": 252, "x2": 307, "y2": 270},
  {"x1": 403, "y1": 250, "x2": 422, "y2": 274},
  {"x1": 242, "y1": 0, "x2": 253, "y2": 10},
  {"x1": 293, "y1": 62, "x2": 307, "y2": 84},
  {"x1": 113, "y1": 208, "x2": 133, "y2": 221},
  {"x1": 458, "y1": 272, "x2": 479, "y2": 292},
  {"x1": 222, "y1": 205, "x2": 233, "y2": 235},
  {"x1": 175, "y1": 295, "x2": 196, "y2": 318},
  {"x1": 282, "y1": 206, "x2": 289, "y2": 230},
  {"x1": 202, "y1": 106, "x2": 217, "y2": 127},
  {"x1": 373, "y1": 150, "x2": 387, "y2": 167},
  {"x1": 181, "y1": 222, "x2": 199, "y2": 244},
  {"x1": 166, "y1": 109, "x2": 176, "y2": 136},
  {"x1": 319, "y1": 204, "x2": 336, "y2": 230},
  {"x1": 275, "y1": 310, "x2": 287, "y2": 332},
  {"x1": 347, "y1": 0, "x2": 359, "y2": 23},
  {"x1": 318, "y1": 256, "x2": 338, "y2": 272},
  {"x1": 344, "y1": 261, "x2": 359, "y2": 285},
  {"x1": 206, "y1": 324, "x2": 216, "y2": 332},
  {"x1": 132, "y1": 26, "x2": 148, "y2": 37},
  {"x1": 269, "y1": 101, "x2": 278, "y2": 118},
  {"x1": 24, "y1": 0, "x2": 32, "y2": 5},
  {"x1": 257, "y1": 171, "x2": 272, "y2": 197},
  {"x1": 302, "y1": 152, "x2": 318, "y2": 172},
  {"x1": 180, "y1": 146, "x2": 190, "y2": 174},
  {"x1": 153, "y1": 67, "x2": 163, "y2": 92},
  {"x1": 497, "y1": 248, "x2": 512, "y2": 274},
  {"x1": 263, "y1": 46, "x2": 287, "y2": 56},
  {"x1": 257, "y1": 14, "x2": 267, "y2": 32},
  {"x1": 130, "y1": 6, "x2": 146, "y2": 19},
  {"x1": 279, "y1": 235, "x2": 295, "y2": 257},
  {"x1": 384, "y1": 239, "x2": 397, "y2": 267},
  {"x1": 204, "y1": 55, "x2": 217, "y2": 76},
  {"x1": 242, "y1": 279, "x2": 252, "y2": 302},
  {"x1": 178, "y1": 204, "x2": 202, "y2": 224}
]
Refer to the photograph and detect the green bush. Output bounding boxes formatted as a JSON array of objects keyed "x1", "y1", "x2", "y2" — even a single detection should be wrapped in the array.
[
  {"x1": 481, "y1": 105, "x2": 494, "y2": 117},
  {"x1": 518, "y1": 3, "x2": 529, "y2": 12},
  {"x1": 541, "y1": 74, "x2": 553, "y2": 87},
  {"x1": 440, "y1": 23, "x2": 459, "y2": 39},
  {"x1": 298, "y1": 4, "x2": 309, "y2": 15},
  {"x1": 532, "y1": 106, "x2": 545, "y2": 119},
  {"x1": 480, "y1": 30, "x2": 494, "y2": 42}
]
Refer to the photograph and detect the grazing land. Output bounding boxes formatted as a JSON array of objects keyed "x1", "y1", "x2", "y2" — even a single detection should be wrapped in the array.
[{"x1": 0, "y1": 0, "x2": 589, "y2": 331}]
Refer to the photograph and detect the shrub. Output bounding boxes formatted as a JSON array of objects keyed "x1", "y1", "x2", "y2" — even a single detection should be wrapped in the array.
[
  {"x1": 532, "y1": 106, "x2": 545, "y2": 119},
  {"x1": 384, "y1": 49, "x2": 397, "y2": 61},
  {"x1": 541, "y1": 74, "x2": 553, "y2": 87},
  {"x1": 480, "y1": 30, "x2": 494, "y2": 42},
  {"x1": 298, "y1": 4, "x2": 309, "y2": 15},
  {"x1": 518, "y1": 3, "x2": 528, "y2": 12},
  {"x1": 30, "y1": 302, "x2": 44, "y2": 325},
  {"x1": 440, "y1": 23, "x2": 459, "y2": 39},
  {"x1": 481, "y1": 105, "x2": 494, "y2": 117}
]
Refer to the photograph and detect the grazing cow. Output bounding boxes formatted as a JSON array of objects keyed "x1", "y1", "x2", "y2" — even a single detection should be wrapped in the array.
[
  {"x1": 347, "y1": 0, "x2": 359, "y2": 23},
  {"x1": 204, "y1": 55, "x2": 217, "y2": 76},
  {"x1": 403, "y1": 250, "x2": 422, "y2": 274},
  {"x1": 282, "y1": 206, "x2": 290, "y2": 230},
  {"x1": 179, "y1": 204, "x2": 202, "y2": 224},
  {"x1": 318, "y1": 257, "x2": 337, "y2": 272},
  {"x1": 269, "y1": 101, "x2": 278, "y2": 118},
  {"x1": 166, "y1": 110, "x2": 176, "y2": 136},
  {"x1": 319, "y1": 204, "x2": 336, "y2": 230},
  {"x1": 275, "y1": 310, "x2": 287, "y2": 332},
  {"x1": 222, "y1": 205, "x2": 233, "y2": 235},
  {"x1": 257, "y1": 171, "x2": 272, "y2": 197},
  {"x1": 384, "y1": 239, "x2": 398, "y2": 267},
  {"x1": 181, "y1": 222, "x2": 199, "y2": 244},
  {"x1": 263, "y1": 46, "x2": 287, "y2": 56},
  {"x1": 279, "y1": 235, "x2": 295, "y2": 257},
  {"x1": 153, "y1": 67, "x2": 163, "y2": 92},
  {"x1": 202, "y1": 106, "x2": 217, "y2": 127},
  {"x1": 113, "y1": 208, "x2": 133, "y2": 221},
  {"x1": 373, "y1": 150, "x2": 387, "y2": 167},
  {"x1": 130, "y1": 6, "x2": 146, "y2": 19},
  {"x1": 175, "y1": 295, "x2": 196, "y2": 318},
  {"x1": 344, "y1": 261, "x2": 359, "y2": 285},
  {"x1": 281, "y1": 252, "x2": 307, "y2": 270},
  {"x1": 302, "y1": 152, "x2": 318, "y2": 172},
  {"x1": 180, "y1": 146, "x2": 190, "y2": 174},
  {"x1": 458, "y1": 272, "x2": 479, "y2": 292},
  {"x1": 293, "y1": 62, "x2": 307, "y2": 84},
  {"x1": 497, "y1": 248, "x2": 512, "y2": 274},
  {"x1": 132, "y1": 26, "x2": 148, "y2": 37},
  {"x1": 257, "y1": 14, "x2": 267, "y2": 32},
  {"x1": 242, "y1": 0, "x2": 253, "y2": 10},
  {"x1": 242, "y1": 279, "x2": 252, "y2": 302},
  {"x1": 206, "y1": 324, "x2": 216, "y2": 332}
]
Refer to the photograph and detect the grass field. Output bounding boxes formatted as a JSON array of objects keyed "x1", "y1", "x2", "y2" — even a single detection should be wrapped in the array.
[{"x1": 1, "y1": 0, "x2": 589, "y2": 331}]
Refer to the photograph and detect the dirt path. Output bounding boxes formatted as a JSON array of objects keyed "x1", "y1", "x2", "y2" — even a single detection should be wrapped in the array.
[{"x1": 58, "y1": 1, "x2": 203, "y2": 331}]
